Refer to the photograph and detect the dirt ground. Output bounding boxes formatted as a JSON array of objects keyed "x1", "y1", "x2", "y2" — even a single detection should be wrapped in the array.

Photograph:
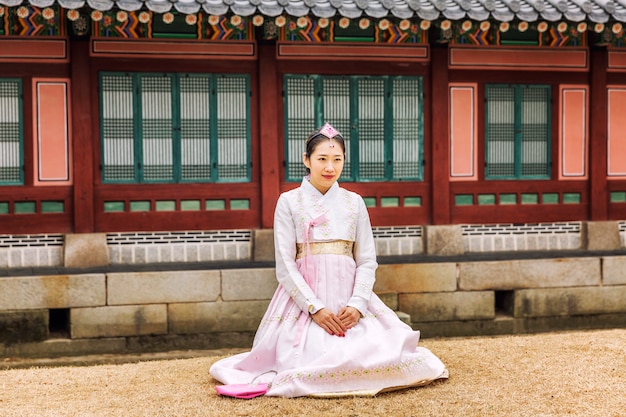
[{"x1": 1, "y1": 328, "x2": 625, "y2": 417}]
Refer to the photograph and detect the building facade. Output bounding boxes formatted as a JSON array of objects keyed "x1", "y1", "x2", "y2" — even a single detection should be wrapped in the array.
[
  {"x1": 2, "y1": 1, "x2": 626, "y2": 237},
  {"x1": 2, "y1": 0, "x2": 626, "y2": 357}
]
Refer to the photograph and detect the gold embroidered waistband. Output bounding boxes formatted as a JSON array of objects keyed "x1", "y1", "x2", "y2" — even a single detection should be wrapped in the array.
[{"x1": 296, "y1": 240, "x2": 354, "y2": 259}]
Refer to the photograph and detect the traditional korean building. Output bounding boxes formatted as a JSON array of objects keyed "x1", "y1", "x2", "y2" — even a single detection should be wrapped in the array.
[
  {"x1": 3, "y1": 0, "x2": 626, "y2": 237},
  {"x1": 2, "y1": 0, "x2": 626, "y2": 356}
]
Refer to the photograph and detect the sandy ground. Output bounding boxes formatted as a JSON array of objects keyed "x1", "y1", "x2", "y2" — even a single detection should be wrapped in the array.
[{"x1": 1, "y1": 328, "x2": 625, "y2": 417}]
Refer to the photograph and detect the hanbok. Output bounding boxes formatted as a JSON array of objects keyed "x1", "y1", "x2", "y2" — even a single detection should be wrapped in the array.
[{"x1": 210, "y1": 177, "x2": 448, "y2": 397}]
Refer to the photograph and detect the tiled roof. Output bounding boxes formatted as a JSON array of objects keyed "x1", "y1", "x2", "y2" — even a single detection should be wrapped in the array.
[{"x1": 2, "y1": 0, "x2": 625, "y2": 23}]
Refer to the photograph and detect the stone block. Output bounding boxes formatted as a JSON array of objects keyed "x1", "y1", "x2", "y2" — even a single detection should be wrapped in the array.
[
  {"x1": 512, "y1": 313, "x2": 626, "y2": 335},
  {"x1": 584, "y1": 221, "x2": 621, "y2": 251},
  {"x1": 23, "y1": 247, "x2": 63, "y2": 268},
  {"x1": 458, "y1": 257, "x2": 600, "y2": 290},
  {"x1": 399, "y1": 291, "x2": 494, "y2": 322},
  {"x1": 0, "y1": 249, "x2": 7, "y2": 268},
  {"x1": 168, "y1": 300, "x2": 269, "y2": 334},
  {"x1": 107, "y1": 270, "x2": 220, "y2": 305},
  {"x1": 9, "y1": 250, "x2": 21, "y2": 268},
  {"x1": 412, "y1": 313, "x2": 626, "y2": 338},
  {"x1": 223, "y1": 243, "x2": 240, "y2": 260},
  {"x1": 424, "y1": 225, "x2": 464, "y2": 256},
  {"x1": 409, "y1": 237, "x2": 425, "y2": 255},
  {"x1": 222, "y1": 268, "x2": 277, "y2": 301},
  {"x1": 603, "y1": 256, "x2": 626, "y2": 285},
  {"x1": 0, "y1": 274, "x2": 106, "y2": 310},
  {"x1": 64, "y1": 233, "x2": 110, "y2": 268},
  {"x1": 125, "y1": 333, "x2": 254, "y2": 353},
  {"x1": 253, "y1": 229, "x2": 275, "y2": 262},
  {"x1": 159, "y1": 246, "x2": 173, "y2": 263},
  {"x1": 513, "y1": 285, "x2": 626, "y2": 318},
  {"x1": 374, "y1": 263, "x2": 457, "y2": 293},
  {"x1": 0, "y1": 338, "x2": 127, "y2": 359},
  {"x1": 238, "y1": 243, "x2": 251, "y2": 260},
  {"x1": 413, "y1": 317, "x2": 515, "y2": 338},
  {"x1": 0, "y1": 310, "x2": 48, "y2": 345},
  {"x1": 375, "y1": 239, "x2": 390, "y2": 257},
  {"x1": 71, "y1": 305, "x2": 167, "y2": 338}
]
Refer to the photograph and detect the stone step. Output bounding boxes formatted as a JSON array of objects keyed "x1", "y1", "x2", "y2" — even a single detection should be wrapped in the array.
[
  {"x1": 396, "y1": 311, "x2": 412, "y2": 326},
  {"x1": 375, "y1": 290, "x2": 412, "y2": 325}
]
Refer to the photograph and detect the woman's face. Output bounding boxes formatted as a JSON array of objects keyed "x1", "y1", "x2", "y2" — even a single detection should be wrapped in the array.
[{"x1": 303, "y1": 138, "x2": 344, "y2": 194}]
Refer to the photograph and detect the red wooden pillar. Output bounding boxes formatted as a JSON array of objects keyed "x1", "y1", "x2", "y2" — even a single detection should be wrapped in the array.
[
  {"x1": 589, "y1": 47, "x2": 608, "y2": 220},
  {"x1": 258, "y1": 43, "x2": 281, "y2": 228},
  {"x1": 430, "y1": 44, "x2": 451, "y2": 225},
  {"x1": 70, "y1": 40, "x2": 95, "y2": 232}
]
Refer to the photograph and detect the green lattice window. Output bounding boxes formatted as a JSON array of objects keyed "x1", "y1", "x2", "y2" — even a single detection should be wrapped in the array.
[
  {"x1": 485, "y1": 84, "x2": 551, "y2": 180},
  {"x1": 0, "y1": 79, "x2": 23, "y2": 185},
  {"x1": 284, "y1": 74, "x2": 423, "y2": 182},
  {"x1": 100, "y1": 72, "x2": 251, "y2": 184}
]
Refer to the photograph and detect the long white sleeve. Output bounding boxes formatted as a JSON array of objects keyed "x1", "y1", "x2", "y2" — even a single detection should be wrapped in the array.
[
  {"x1": 273, "y1": 193, "x2": 324, "y2": 313},
  {"x1": 346, "y1": 197, "x2": 378, "y2": 316}
]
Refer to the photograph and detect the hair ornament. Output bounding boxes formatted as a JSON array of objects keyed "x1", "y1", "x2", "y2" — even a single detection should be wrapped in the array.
[
  {"x1": 319, "y1": 122, "x2": 340, "y2": 139},
  {"x1": 318, "y1": 122, "x2": 341, "y2": 147},
  {"x1": 305, "y1": 122, "x2": 345, "y2": 152}
]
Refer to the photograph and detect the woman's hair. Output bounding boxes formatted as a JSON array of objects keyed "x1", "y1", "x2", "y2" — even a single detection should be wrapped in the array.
[{"x1": 305, "y1": 128, "x2": 346, "y2": 158}]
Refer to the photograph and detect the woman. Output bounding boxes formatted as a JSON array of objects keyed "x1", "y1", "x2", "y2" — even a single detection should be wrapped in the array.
[{"x1": 210, "y1": 123, "x2": 448, "y2": 397}]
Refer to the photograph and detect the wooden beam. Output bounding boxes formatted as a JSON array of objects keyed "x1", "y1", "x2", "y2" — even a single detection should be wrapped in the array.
[
  {"x1": 90, "y1": 39, "x2": 256, "y2": 60},
  {"x1": 449, "y1": 46, "x2": 589, "y2": 72},
  {"x1": 0, "y1": 37, "x2": 68, "y2": 63},
  {"x1": 258, "y1": 43, "x2": 281, "y2": 229},
  {"x1": 70, "y1": 40, "x2": 95, "y2": 232},
  {"x1": 277, "y1": 42, "x2": 429, "y2": 62},
  {"x1": 431, "y1": 45, "x2": 451, "y2": 225},
  {"x1": 589, "y1": 48, "x2": 609, "y2": 220}
]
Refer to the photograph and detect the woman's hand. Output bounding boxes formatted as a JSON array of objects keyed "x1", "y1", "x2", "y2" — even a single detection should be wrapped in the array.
[
  {"x1": 337, "y1": 306, "x2": 361, "y2": 330},
  {"x1": 311, "y1": 308, "x2": 346, "y2": 337}
]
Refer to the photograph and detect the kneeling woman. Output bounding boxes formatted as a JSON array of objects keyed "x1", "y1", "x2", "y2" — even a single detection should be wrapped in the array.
[{"x1": 210, "y1": 123, "x2": 448, "y2": 398}]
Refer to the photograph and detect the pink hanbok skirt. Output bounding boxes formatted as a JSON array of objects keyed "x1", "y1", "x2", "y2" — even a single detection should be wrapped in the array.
[{"x1": 209, "y1": 252, "x2": 448, "y2": 397}]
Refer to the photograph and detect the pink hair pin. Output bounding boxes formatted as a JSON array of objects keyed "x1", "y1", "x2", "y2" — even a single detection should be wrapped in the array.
[{"x1": 319, "y1": 122, "x2": 341, "y2": 139}]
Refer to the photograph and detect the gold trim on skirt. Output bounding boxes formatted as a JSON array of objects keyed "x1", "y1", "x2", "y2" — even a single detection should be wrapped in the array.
[{"x1": 296, "y1": 240, "x2": 354, "y2": 259}]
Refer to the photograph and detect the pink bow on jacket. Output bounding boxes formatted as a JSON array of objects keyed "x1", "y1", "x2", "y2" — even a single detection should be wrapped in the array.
[{"x1": 293, "y1": 213, "x2": 328, "y2": 347}]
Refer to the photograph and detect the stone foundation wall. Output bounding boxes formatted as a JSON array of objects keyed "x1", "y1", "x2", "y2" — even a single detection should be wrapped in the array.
[
  {"x1": 2, "y1": 255, "x2": 626, "y2": 358},
  {"x1": 1, "y1": 220, "x2": 626, "y2": 358}
]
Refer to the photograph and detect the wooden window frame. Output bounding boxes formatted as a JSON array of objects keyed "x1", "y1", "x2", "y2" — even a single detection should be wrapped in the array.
[
  {"x1": 99, "y1": 71, "x2": 252, "y2": 184},
  {"x1": 283, "y1": 73, "x2": 424, "y2": 183},
  {"x1": 484, "y1": 83, "x2": 552, "y2": 180},
  {"x1": 0, "y1": 78, "x2": 24, "y2": 186}
]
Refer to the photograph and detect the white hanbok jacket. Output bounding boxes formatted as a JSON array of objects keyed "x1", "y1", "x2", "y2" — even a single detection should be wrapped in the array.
[{"x1": 273, "y1": 177, "x2": 378, "y2": 316}]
